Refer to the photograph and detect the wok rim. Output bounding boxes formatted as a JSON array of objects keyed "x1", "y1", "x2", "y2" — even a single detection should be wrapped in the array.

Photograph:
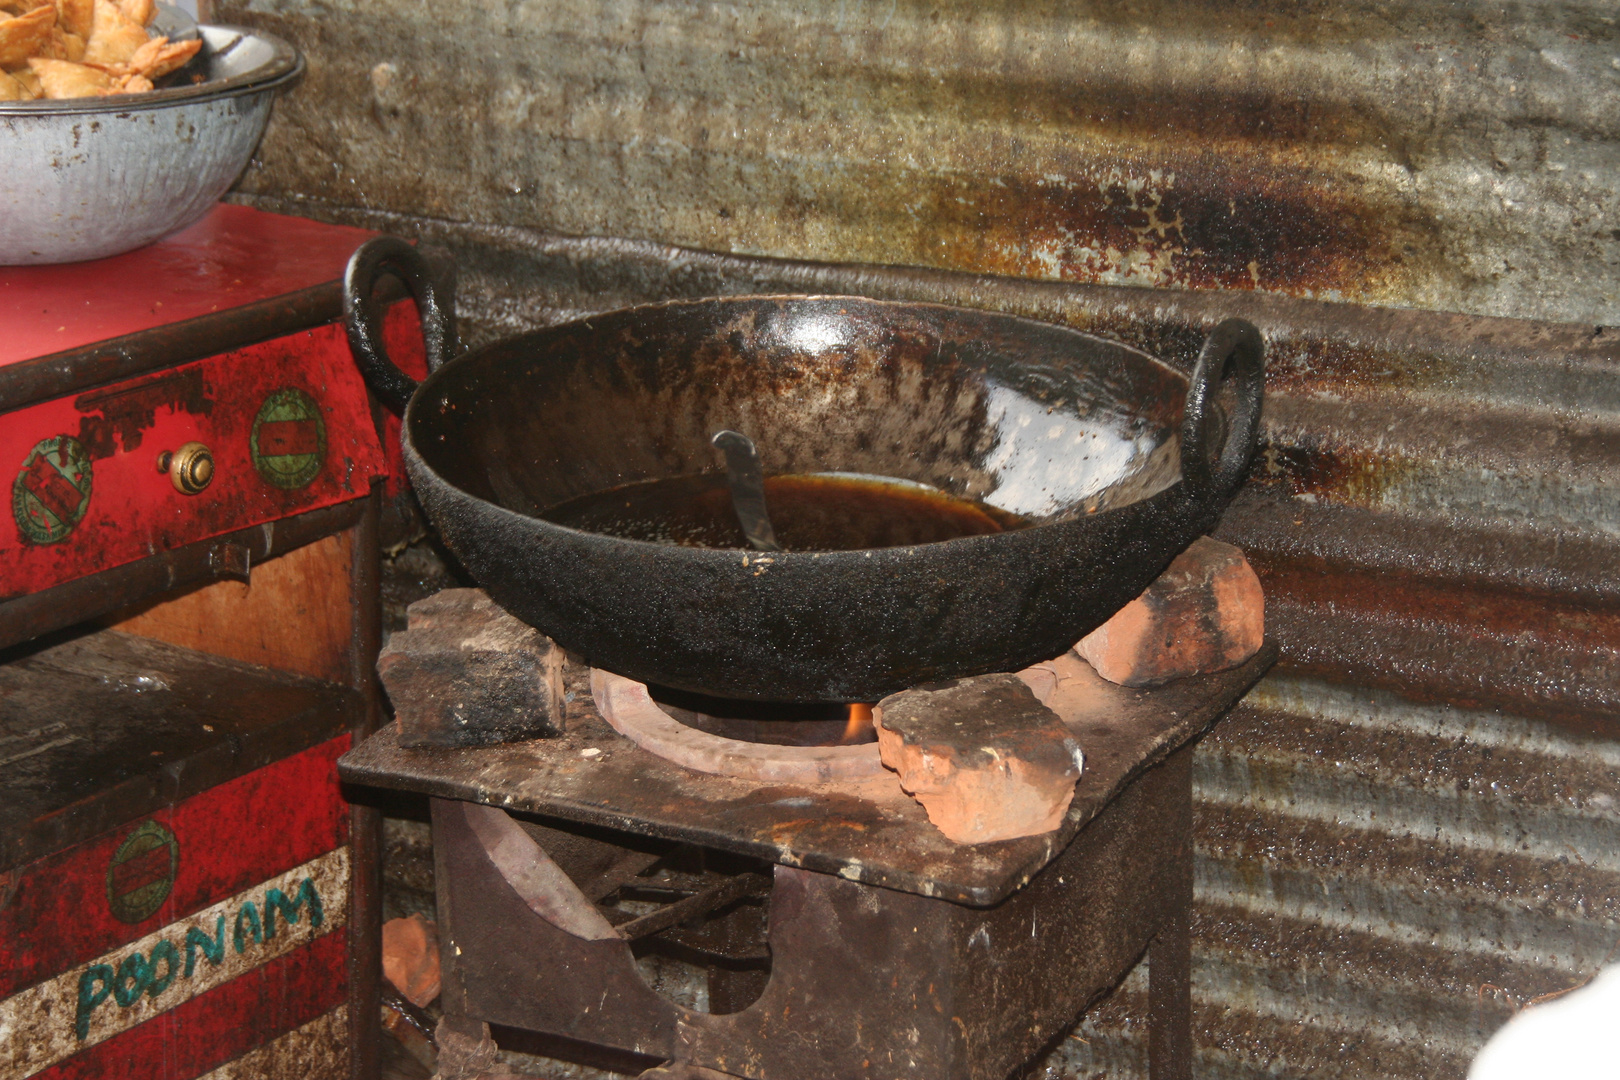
[{"x1": 400, "y1": 292, "x2": 1194, "y2": 560}]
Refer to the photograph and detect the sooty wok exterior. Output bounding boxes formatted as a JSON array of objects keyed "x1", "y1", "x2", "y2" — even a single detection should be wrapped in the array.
[{"x1": 344, "y1": 236, "x2": 1263, "y2": 702}]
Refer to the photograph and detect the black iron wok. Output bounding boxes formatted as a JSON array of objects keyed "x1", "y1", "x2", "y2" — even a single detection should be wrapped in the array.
[{"x1": 345, "y1": 238, "x2": 1264, "y2": 702}]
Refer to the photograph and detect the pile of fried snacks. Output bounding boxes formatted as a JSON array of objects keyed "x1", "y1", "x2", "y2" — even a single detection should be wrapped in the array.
[{"x1": 0, "y1": 0, "x2": 202, "y2": 100}]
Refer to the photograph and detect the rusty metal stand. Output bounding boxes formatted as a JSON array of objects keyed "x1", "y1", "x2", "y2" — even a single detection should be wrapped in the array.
[
  {"x1": 423, "y1": 745, "x2": 1199, "y2": 1080},
  {"x1": 344, "y1": 645, "x2": 1273, "y2": 1080}
]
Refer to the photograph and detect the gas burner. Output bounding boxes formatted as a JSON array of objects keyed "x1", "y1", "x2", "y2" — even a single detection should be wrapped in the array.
[
  {"x1": 640, "y1": 687, "x2": 878, "y2": 749},
  {"x1": 593, "y1": 669, "x2": 886, "y2": 783}
]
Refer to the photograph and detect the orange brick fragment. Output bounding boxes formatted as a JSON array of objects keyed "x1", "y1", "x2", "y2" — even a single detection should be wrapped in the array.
[
  {"x1": 1075, "y1": 536, "x2": 1263, "y2": 687},
  {"x1": 875, "y1": 673, "x2": 1082, "y2": 845},
  {"x1": 381, "y1": 913, "x2": 442, "y2": 1007}
]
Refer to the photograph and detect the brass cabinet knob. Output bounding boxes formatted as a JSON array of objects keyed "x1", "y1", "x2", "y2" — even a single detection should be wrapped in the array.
[{"x1": 159, "y1": 441, "x2": 214, "y2": 495}]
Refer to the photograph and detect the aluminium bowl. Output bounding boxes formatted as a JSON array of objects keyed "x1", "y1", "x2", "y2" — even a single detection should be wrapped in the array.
[{"x1": 0, "y1": 24, "x2": 301, "y2": 265}]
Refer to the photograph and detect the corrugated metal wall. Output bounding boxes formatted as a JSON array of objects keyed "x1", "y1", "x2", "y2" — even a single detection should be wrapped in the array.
[
  {"x1": 1054, "y1": 677, "x2": 1620, "y2": 1079},
  {"x1": 220, "y1": 0, "x2": 1620, "y2": 324},
  {"x1": 216, "y1": 0, "x2": 1620, "y2": 1073}
]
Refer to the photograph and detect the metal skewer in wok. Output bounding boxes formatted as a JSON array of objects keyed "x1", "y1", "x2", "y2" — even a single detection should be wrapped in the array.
[{"x1": 711, "y1": 430, "x2": 782, "y2": 553}]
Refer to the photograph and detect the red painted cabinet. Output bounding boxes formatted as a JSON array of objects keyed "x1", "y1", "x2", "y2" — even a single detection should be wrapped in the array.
[
  {"x1": 0, "y1": 205, "x2": 415, "y2": 1080},
  {"x1": 1, "y1": 733, "x2": 353, "y2": 1080}
]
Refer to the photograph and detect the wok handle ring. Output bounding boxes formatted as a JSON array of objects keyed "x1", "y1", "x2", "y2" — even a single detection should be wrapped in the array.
[
  {"x1": 1180, "y1": 317, "x2": 1265, "y2": 508},
  {"x1": 343, "y1": 236, "x2": 457, "y2": 414}
]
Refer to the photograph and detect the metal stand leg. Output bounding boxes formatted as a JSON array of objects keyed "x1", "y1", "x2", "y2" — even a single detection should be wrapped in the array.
[
  {"x1": 432, "y1": 1015, "x2": 503, "y2": 1080},
  {"x1": 1147, "y1": 901, "x2": 1193, "y2": 1079},
  {"x1": 1148, "y1": 750, "x2": 1194, "y2": 1080},
  {"x1": 350, "y1": 491, "x2": 384, "y2": 1080}
]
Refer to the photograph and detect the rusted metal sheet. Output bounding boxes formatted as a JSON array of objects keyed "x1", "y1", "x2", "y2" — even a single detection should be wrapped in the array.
[
  {"x1": 0, "y1": 500, "x2": 365, "y2": 654},
  {"x1": 323, "y1": 212, "x2": 1619, "y2": 1078},
  {"x1": 0, "y1": 630, "x2": 359, "y2": 873},
  {"x1": 221, "y1": 0, "x2": 1620, "y2": 325},
  {"x1": 245, "y1": 204, "x2": 1620, "y2": 564}
]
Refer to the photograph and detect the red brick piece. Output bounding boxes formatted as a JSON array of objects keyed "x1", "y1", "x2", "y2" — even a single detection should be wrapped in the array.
[
  {"x1": 377, "y1": 588, "x2": 565, "y2": 747},
  {"x1": 874, "y1": 673, "x2": 1083, "y2": 845},
  {"x1": 1075, "y1": 536, "x2": 1263, "y2": 687},
  {"x1": 381, "y1": 913, "x2": 442, "y2": 1007}
]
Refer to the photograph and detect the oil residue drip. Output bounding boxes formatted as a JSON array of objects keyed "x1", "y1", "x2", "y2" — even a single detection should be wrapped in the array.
[{"x1": 540, "y1": 472, "x2": 1029, "y2": 551}]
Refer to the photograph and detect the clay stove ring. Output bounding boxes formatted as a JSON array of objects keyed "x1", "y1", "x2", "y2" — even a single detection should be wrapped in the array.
[{"x1": 591, "y1": 670, "x2": 886, "y2": 783}]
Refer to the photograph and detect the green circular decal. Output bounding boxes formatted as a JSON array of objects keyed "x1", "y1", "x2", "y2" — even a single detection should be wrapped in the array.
[
  {"x1": 251, "y1": 387, "x2": 327, "y2": 490},
  {"x1": 13, "y1": 435, "x2": 93, "y2": 545},
  {"x1": 107, "y1": 820, "x2": 179, "y2": 924}
]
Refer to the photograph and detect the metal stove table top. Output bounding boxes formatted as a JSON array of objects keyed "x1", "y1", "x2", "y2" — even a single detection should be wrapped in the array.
[{"x1": 342, "y1": 645, "x2": 1273, "y2": 906}]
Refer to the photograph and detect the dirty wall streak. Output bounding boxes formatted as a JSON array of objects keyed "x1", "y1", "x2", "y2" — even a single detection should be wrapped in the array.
[
  {"x1": 236, "y1": 203, "x2": 1620, "y2": 1078},
  {"x1": 221, "y1": 0, "x2": 1620, "y2": 325}
]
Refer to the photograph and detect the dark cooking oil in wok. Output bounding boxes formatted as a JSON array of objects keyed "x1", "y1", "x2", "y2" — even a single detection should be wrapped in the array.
[{"x1": 540, "y1": 472, "x2": 1030, "y2": 551}]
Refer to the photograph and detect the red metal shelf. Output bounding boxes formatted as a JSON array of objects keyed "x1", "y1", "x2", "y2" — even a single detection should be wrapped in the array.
[{"x1": 0, "y1": 204, "x2": 378, "y2": 368}]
